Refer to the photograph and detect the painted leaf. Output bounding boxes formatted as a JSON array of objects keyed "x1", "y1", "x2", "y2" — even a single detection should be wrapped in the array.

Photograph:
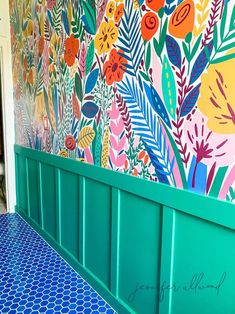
[
  {"x1": 162, "y1": 55, "x2": 177, "y2": 119},
  {"x1": 78, "y1": 126, "x2": 95, "y2": 149},
  {"x1": 166, "y1": 35, "x2": 182, "y2": 69},
  {"x1": 86, "y1": 40, "x2": 95, "y2": 75},
  {"x1": 81, "y1": 101, "x2": 99, "y2": 119},
  {"x1": 180, "y1": 84, "x2": 201, "y2": 117},
  {"x1": 144, "y1": 82, "x2": 172, "y2": 128},
  {"x1": 81, "y1": 1, "x2": 96, "y2": 35},
  {"x1": 85, "y1": 68, "x2": 99, "y2": 94},
  {"x1": 62, "y1": 10, "x2": 70, "y2": 36},
  {"x1": 75, "y1": 73, "x2": 83, "y2": 102},
  {"x1": 189, "y1": 41, "x2": 213, "y2": 85},
  {"x1": 72, "y1": 92, "x2": 81, "y2": 120}
]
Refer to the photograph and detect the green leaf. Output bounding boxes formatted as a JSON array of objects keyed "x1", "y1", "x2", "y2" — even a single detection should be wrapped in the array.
[
  {"x1": 159, "y1": 18, "x2": 168, "y2": 55},
  {"x1": 182, "y1": 42, "x2": 190, "y2": 62},
  {"x1": 191, "y1": 34, "x2": 202, "y2": 59},
  {"x1": 153, "y1": 38, "x2": 161, "y2": 57},
  {"x1": 139, "y1": 70, "x2": 150, "y2": 81},
  {"x1": 86, "y1": 40, "x2": 95, "y2": 75},
  {"x1": 211, "y1": 53, "x2": 235, "y2": 64},
  {"x1": 218, "y1": 41, "x2": 235, "y2": 53},
  {"x1": 213, "y1": 23, "x2": 218, "y2": 52},
  {"x1": 162, "y1": 55, "x2": 177, "y2": 119},
  {"x1": 220, "y1": 4, "x2": 227, "y2": 41},
  {"x1": 185, "y1": 32, "x2": 192, "y2": 43},
  {"x1": 75, "y1": 73, "x2": 83, "y2": 102},
  {"x1": 83, "y1": 0, "x2": 96, "y2": 35},
  {"x1": 229, "y1": 5, "x2": 235, "y2": 31},
  {"x1": 145, "y1": 42, "x2": 151, "y2": 71}
]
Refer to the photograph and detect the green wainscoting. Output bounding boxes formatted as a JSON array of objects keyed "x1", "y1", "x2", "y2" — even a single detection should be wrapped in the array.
[{"x1": 14, "y1": 145, "x2": 235, "y2": 314}]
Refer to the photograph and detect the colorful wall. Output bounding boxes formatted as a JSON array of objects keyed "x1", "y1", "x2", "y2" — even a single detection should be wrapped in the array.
[{"x1": 9, "y1": 0, "x2": 235, "y2": 202}]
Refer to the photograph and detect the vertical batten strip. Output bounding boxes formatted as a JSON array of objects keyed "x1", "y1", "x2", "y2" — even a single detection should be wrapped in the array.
[
  {"x1": 38, "y1": 162, "x2": 44, "y2": 230},
  {"x1": 25, "y1": 158, "x2": 31, "y2": 218},
  {"x1": 15, "y1": 153, "x2": 20, "y2": 210},
  {"x1": 55, "y1": 168, "x2": 62, "y2": 245},
  {"x1": 79, "y1": 175, "x2": 86, "y2": 266},
  {"x1": 159, "y1": 206, "x2": 176, "y2": 314},
  {"x1": 110, "y1": 187, "x2": 121, "y2": 297}
]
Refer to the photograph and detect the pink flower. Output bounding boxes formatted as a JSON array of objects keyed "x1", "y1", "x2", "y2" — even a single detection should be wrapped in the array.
[
  {"x1": 184, "y1": 111, "x2": 235, "y2": 168},
  {"x1": 47, "y1": 0, "x2": 57, "y2": 11},
  {"x1": 184, "y1": 111, "x2": 235, "y2": 188}
]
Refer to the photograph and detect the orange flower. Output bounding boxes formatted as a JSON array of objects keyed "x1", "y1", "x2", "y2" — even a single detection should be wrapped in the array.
[
  {"x1": 23, "y1": 56, "x2": 28, "y2": 70},
  {"x1": 138, "y1": 150, "x2": 145, "y2": 160},
  {"x1": 64, "y1": 34, "x2": 79, "y2": 67},
  {"x1": 114, "y1": 4, "x2": 124, "y2": 23},
  {"x1": 132, "y1": 168, "x2": 138, "y2": 176},
  {"x1": 28, "y1": 69, "x2": 34, "y2": 85},
  {"x1": 169, "y1": 0, "x2": 195, "y2": 39},
  {"x1": 124, "y1": 160, "x2": 129, "y2": 169},
  {"x1": 146, "y1": 0, "x2": 165, "y2": 12},
  {"x1": 38, "y1": 36, "x2": 44, "y2": 56},
  {"x1": 104, "y1": 48, "x2": 127, "y2": 85},
  {"x1": 141, "y1": 12, "x2": 159, "y2": 41},
  {"x1": 144, "y1": 155, "x2": 149, "y2": 165},
  {"x1": 65, "y1": 134, "x2": 76, "y2": 151}
]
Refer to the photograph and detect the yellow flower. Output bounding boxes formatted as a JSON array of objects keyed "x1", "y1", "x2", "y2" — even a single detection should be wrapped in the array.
[
  {"x1": 59, "y1": 149, "x2": 69, "y2": 158},
  {"x1": 106, "y1": 1, "x2": 115, "y2": 18},
  {"x1": 198, "y1": 58, "x2": 235, "y2": 134},
  {"x1": 95, "y1": 20, "x2": 118, "y2": 55}
]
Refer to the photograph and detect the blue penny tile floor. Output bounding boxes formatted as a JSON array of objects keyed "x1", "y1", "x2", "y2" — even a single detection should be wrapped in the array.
[{"x1": 0, "y1": 214, "x2": 116, "y2": 314}]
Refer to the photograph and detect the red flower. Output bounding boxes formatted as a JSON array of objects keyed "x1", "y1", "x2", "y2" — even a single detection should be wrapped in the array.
[
  {"x1": 47, "y1": 0, "x2": 57, "y2": 11},
  {"x1": 104, "y1": 49, "x2": 127, "y2": 86},
  {"x1": 65, "y1": 135, "x2": 76, "y2": 151},
  {"x1": 64, "y1": 34, "x2": 79, "y2": 67}
]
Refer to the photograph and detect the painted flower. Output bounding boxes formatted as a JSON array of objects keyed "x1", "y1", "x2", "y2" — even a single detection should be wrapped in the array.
[
  {"x1": 198, "y1": 58, "x2": 235, "y2": 134},
  {"x1": 59, "y1": 149, "x2": 69, "y2": 158},
  {"x1": 114, "y1": 4, "x2": 124, "y2": 23},
  {"x1": 169, "y1": 0, "x2": 195, "y2": 39},
  {"x1": 64, "y1": 34, "x2": 79, "y2": 67},
  {"x1": 47, "y1": 0, "x2": 57, "y2": 11},
  {"x1": 104, "y1": 48, "x2": 127, "y2": 85},
  {"x1": 65, "y1": 135, "x2": 76, "y2": 151},
  {"x1": 145, "y1": 0, "x2": 165, "y2": 12},
  {"x1": 94, "y1": 20, "x2": 118, "y2": 55},
  {"x1": 106, "y1": 1, "x2": 115, "y2": 18},
  {"x1": 185, "y1": 111, "x2": 235, "y2": 168},
  {"x1": 141, "y1": 12, "x2": 159, "y2": 41}
]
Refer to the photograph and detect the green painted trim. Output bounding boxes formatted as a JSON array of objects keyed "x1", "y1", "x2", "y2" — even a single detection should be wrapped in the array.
[
  {"x1": 16, "y1": 207, "x2": 130, "y2": 314},
  {"x1": 38, "y1": 162, "x2": 44, "y2": 229},
  {"x1": 159, "y1": 206, "x2": 176, "y2": 314},
  {"x1": 78, "y1": 175, "x2": 86, "y2": 266},
  {"x1": 15, "y1": 145, "x2": 235, "y2": 230},
  {"x1": 55, "y1": 168, "x2": 62, "y2": 245},
  {"x1": 110, "y1": 187, "x2": 121, "y2": 297},
  {"x1": 25, "y1": 157, "x2": 31, "y2": 218}
]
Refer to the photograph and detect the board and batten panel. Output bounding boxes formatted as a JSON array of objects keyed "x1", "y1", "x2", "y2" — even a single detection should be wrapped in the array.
[
  {"x1": 40, "y1": 163, "x2": 57, "y2": 240},
  {"x1": 27, "y1": 158, "x2": 40, "y2": 225},
  {"x1": 17, "y1": 155, "x2": 28, "y2": 215},
  {"x1": 118, "y1": 190, "x2": 163, "y2": 314},
  {"x1": 170, "y1": 211, "x2": 235, "y2": 314},
  {"x1": 84, "y1": 178, "x2": 112, "y2": 288},
  {"x1": 60, "y1": 170, "x2": 80, "y2": 261}
]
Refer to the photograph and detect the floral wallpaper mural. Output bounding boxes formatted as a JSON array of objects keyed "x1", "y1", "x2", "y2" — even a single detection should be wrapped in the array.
[{"x1": 9, "y1": 0, "x2": 235, "y2": 203}]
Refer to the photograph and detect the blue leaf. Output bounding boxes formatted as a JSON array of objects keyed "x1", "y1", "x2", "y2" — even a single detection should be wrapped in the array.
[
  {"x1": 85, "y1": 69, "x2": 99, "y2": 94},
  {"x1": 180, "y1": 84, "x2": 201, "y2": 117},
  {"x1": 143, "y1": 82, "x2": 172, "y2": 129},
  {"x1": 47, "y1": 10, "x2": 53, "y2": 28},
  {"x1": 62, "y1": 10, "x2": 70, "y2": 36},
  {"x1": 166, "y1": 35, "x2": 182, "y2": 69},
  {"x1": 189, "y1": 41, "x2": 213, "y2": 85},
  {"x1": 81, "y1": 102, "x2": 99, "y2": 119},
  {"x1": 144, "y1": 142, "x2": 170, "y2": 185}
]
